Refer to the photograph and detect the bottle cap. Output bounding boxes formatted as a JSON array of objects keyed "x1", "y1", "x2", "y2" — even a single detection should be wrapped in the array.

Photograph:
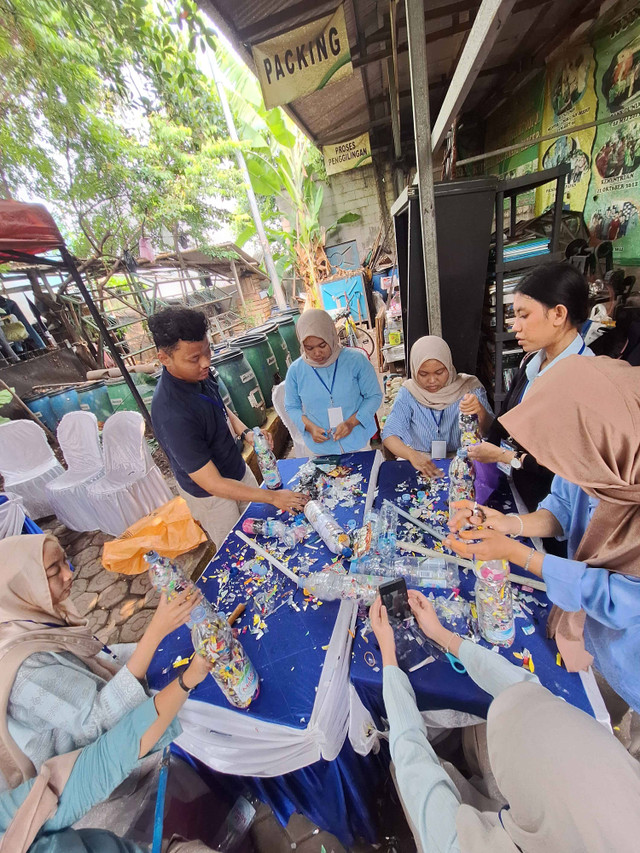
[
  {"x1": 190, "y1": 605, "x2": 207, "y2": 622},
  {"x1": 253, "y1": 427, "x2": 260, "y2": 434},
  {"x1": 341, "y1": 547, "x2": 353, "y2": 558},
  {"x1": 144, "y1": 550, "x2": 159, "y2": 563},
  {"x1": 456, "y1": 448, "x2": 468, "y2": 459}
]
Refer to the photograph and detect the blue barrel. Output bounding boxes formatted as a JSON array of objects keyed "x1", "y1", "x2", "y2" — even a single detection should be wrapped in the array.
[
  {"x1": 48, "y1": 388, "x2": 80, "y2": 425},
  {"x1": 23, "y1": 392, "x2": 57, "y2": 432},
  {"x1": 77, "y1": 381, "x2": 114, "y2": 427}
]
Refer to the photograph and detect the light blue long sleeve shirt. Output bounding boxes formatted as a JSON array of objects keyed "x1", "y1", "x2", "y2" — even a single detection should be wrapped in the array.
[
  {"x1": 522, "y1": 332, "x2": 593, "y2": 398},
  {"x1": 382, "y1": 386, "x2": 492, "y2": 454},
  {"x1": 539, "y1": 475, "x2": 640, "y2": 713},
  {"x1": 284, "y1": 348, "x2": 382, "y2": 454},
  {"x1": 384, "y1": 640, "x2": 538, "y2": 853},
  {"x1": 0, "y1": 697, "x2": 180, "y2": 853}
]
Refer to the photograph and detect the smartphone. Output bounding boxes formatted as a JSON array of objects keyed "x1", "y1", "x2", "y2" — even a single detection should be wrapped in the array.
[{"x1": 379, "y1": 578, "x2": 412, "y2": 623}]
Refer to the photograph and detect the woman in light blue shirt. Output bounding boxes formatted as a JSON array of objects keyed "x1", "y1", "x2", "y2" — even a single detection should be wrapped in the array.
[
  {"x1": 371, "y1": 593, "x2": 640, "y2": 853},
  {"x1": 285, "y1": 309, "x2": 382, "y2": 455},
  {"x1": 0, "y1": 653, "x2": 211, "y2": 853},
  {"x1": 447, "y1": 356, "x2": 640, "y2": 715},
  {"x1": 382, "y1": 336, "x2": 492, "y2": 477}
]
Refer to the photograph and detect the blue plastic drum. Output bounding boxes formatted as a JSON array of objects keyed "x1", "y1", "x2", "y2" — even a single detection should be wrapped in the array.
[
  {"x1": 23, "y1": 392, "x2": 57, "y2": 432},
  {"x1": 48, "y1": 388, "x2": 80, "y2": 425},
  {"x1": 76, "y1": 381, "x2": 114, "y2": 427}
]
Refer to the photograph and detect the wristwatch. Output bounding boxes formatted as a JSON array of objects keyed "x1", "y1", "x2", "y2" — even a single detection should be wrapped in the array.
[
  {"x1": 177, "y1": 671, "x2": 195, "y2": 695},
  {"x1": 509, "y1": 453, "x2": 523, "y2": 470},
  {"x1": 240, "y1": 428, "x2": 251, "y2": 442}
]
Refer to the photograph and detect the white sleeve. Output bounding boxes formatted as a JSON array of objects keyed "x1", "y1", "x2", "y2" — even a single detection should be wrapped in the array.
[{"x1": 457, "y1": 640, "x2": 539, "y2": 697}]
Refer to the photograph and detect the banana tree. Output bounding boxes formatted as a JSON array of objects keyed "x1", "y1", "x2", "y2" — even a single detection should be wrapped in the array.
[{"x1": 216, "y1": 46, "x2": 358, "y2": 306}]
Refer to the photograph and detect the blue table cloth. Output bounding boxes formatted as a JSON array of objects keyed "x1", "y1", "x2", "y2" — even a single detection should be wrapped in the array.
[
  {"x1": 147, "y1": 451, "x2": 384, "y2": 846},
  {"x1": 350, "y1": 458, "x2": 597, "y2": 721}
]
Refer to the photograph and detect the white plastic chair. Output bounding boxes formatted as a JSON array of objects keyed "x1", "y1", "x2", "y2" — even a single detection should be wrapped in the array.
[
  {"x1": 0, "y1": 421, "x2": 64, "y2": 519},
  {"x1": 0, "y1": 492, "x2": 26, "y2": 539},
  {"x1": 86, "y1": 411, "x2": 172, "y2": 536},
  {"x1": 45, "y1": 411, "x2": 105, "y2": 532},
  {"x1": 272, "y1": 382, "x2": 308, "y2": 458}
]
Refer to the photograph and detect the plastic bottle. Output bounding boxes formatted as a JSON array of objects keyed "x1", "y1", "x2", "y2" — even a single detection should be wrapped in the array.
[
  {"x1": 474, "y1": 559, "x2": 515, "y2": 647},
  {"x1": 302, "y1": 569, "x2": 382, "y2": 604},
  {"x1": 377, "y1": 502, "x2": 398, "y2": 568},
  {"x1": 350, "y1": 510, "x2": 380, "y2": 568},
  {"x1": 449, "y1": 447, "x2": 476, "y2": 505},
  {"x1": 211, "y1": 793, "x2": 259, "y2": 852},
  {"x1": 191, "y1": 608, "x2": 260, "y2": 709},
  {"x1": 392, "y1": 556, "x2": 460, "y2": 589},
  {"x1": 241, "y1": 517, "x2": 299, "y2": 549},
  {"x1": 253, "y1": 427, "x2": 282, "y2": 489},
  {"x1": 144, "y1": 551, "x2": 207, "y2": 626},
  {"x1": 459, "y1": 410, "x2": 481, "y2": 447},
  {"x1": 304, "y1": 500, "x2": 352, "y2": 557}
]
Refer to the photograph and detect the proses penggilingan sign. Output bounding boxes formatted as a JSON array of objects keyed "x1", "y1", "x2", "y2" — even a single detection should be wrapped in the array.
[{"x1": 323, "y1": 132, "x2": 372, "y2": 175}]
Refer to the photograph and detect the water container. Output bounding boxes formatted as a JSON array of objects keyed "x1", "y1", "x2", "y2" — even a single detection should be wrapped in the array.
[
  {"x1": 76, "y1": 381, "x2": 114, "y2": 427},
  {"x1": 253, "y1": 321, "x2": 291, "y2": 379},
  {"x1": 105, "y1": 378, "x2": 137, "y2": 413},
  {"x1": 211, "y1": 367, "x2": 236, "y2": 415},
  {"x1": 233, "y1": 332, "x2": 278, "y2": 407},
  {"x1": 23, "y1": 392, "x2": 57, "y2": 432},
  {"x1": 273, "y1": 316, "x2": 299, "y2": 363},
  {"x1": 211, "y1": 348, "x2": 266, "y2": 428},
  {"x1": 48, "y1": 387, "x2": 80, "y2": 425}
]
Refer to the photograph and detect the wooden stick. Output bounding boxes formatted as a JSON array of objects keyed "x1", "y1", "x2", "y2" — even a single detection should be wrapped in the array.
[
  {"x1": 0, "y1": 378, "x2": 57, "y2": 443},
  {"x1": 227, "y1": 602, "x2": 246, "y2": 626},
  {"x1": 387, "y1": 500, "x2": 446, "y2": 541},
  {"x1": 397, "y1": 539, "x2": 475, "y2": 571},
  {"x1": 236, "y1": 531, "x2": 300, "y2": 585},
  {"x1": 508, "y1": 573, "x2": 547, "y2": 592}
]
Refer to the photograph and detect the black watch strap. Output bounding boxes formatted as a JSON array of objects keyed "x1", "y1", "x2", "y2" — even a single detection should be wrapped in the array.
[
  {"x1": 241, "y1": 428, "x2": 251, "y2": 441},
  {"x1": 177, "y1": 671, "x2": 194, "y2": 694}
]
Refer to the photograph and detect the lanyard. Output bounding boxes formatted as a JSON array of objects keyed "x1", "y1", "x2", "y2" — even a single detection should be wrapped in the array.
[
  {"x1": 428, "y1": 408, "x2": 444, "y2": 434},
  {"x1": 312, "y1": 361, "x2": 339, "y2": 404}
]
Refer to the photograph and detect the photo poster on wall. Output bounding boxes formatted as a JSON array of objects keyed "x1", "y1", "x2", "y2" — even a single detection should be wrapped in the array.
[
  {"x1": 583, "y1": 22, "x2": 640, "y2": 264},
  {"x1": 535, "y1": 45, "x2": 598, "y2": 216}
]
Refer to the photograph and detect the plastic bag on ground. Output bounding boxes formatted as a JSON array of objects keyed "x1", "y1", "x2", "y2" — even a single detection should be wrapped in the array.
[{"x1": 102, "y1": 497, "x2": 207, "y2": 575}]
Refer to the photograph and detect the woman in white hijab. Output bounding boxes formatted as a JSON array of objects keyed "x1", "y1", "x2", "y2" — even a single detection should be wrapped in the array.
[
  {"x1": 371, "y1": 592, "x2": 640, "y2": 853},
  {"x1": 382, "y1": 336, "x2": 492, "y2": 477},
  {"x1": 284, "y1": 308, "x2": 382, "y2": 455}
]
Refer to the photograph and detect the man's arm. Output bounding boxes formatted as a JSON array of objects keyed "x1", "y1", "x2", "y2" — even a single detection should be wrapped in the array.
[{"x1": 189, "y1": 460, "x2": 308, "y2": 513}]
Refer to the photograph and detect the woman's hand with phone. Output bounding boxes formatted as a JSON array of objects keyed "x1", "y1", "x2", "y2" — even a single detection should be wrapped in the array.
[{"x1": 370, "y1": 596, "x2": 397, "y2": 668}]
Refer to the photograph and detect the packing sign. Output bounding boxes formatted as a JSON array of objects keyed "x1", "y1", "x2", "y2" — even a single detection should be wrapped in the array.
[
  {"x1": 252, "y1": 6, "x2": 352, "y2": 110},
  {"x1": 323, "y1": 132, "x2": 372, "y2": 175}
]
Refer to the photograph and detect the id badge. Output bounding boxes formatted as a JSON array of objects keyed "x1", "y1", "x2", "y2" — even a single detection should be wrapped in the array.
[
  {"x1": 431, "y1": 440, "x2": 447, "y2": 460},
  {"x1": 327, "y1": 406, "x2": 344, "y2": 429},
  {"x1": 497, "y1": 439, "x2": 513, "y2": 475}
]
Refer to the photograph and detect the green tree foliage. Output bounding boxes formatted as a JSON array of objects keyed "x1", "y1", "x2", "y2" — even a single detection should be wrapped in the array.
[{"x1": 0, "y1": 0, "x2": 240, "y2": 261}]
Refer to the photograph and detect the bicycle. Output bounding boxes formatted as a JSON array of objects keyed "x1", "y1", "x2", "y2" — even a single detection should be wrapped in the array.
[{"x1": 329, "y1": 306, "x2": 375, "y2": 360}]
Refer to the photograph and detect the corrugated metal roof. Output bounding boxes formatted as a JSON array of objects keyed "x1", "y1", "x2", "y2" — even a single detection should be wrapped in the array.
[{"x1": 199, "y1": 0, "x2": 606, "y2": 157}]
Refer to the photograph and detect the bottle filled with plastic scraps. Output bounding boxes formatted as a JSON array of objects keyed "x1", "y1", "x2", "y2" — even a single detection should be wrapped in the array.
[
  {"x1": 302, "y1": 569, "x2": 382, "y2": 604},
  {"x1": 449, "y1": 448, "x2": 476, "y2": 505},
  {"x1": 393, "y1": 556, "x2": 460, "y2": 589},
  {"x1": 241, "y1": 517, "x2": 299, "y2": 549},
  {"x1": 474, "y1": 559, "x2": 515, "y2": 647},
  {"x1": 304, "y1": 500, "x2": 352, "y2": 557},
  {"x1": 253, "y1": 427, "x2": 282, "y2": 489},
  {"x1": 377, "y1": 502, "x2": 398, "y2": 569},
  {"x1": 145, "y1": 551, "x2": 207, "y2": 627},
  {"x1": 349, "y1": 510, "x2": 381, "y2": 573},
  {"x1": 459, "y1": 410, "x2": 481, "y2": 448},
  {"x1": 191, "y1": 606, "x2": 259, "y2": 709}
]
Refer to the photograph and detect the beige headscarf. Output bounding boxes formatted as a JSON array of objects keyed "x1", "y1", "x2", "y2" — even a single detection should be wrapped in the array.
[
  {"x1": 456, "y1": 681, "x2": 640, "y2": 852},
  {"x1": 499, "y1": 356, "x2": 640, "y2": 671},
  {"x1": 296, "y1": 309, "x2": 342, "y2": 368},
  {"x1": 404, "y1": 336, "x2": 482, "y2": 410},
  {"x1": 0, "y1": 535, "x2": 117, "y2": 788}
]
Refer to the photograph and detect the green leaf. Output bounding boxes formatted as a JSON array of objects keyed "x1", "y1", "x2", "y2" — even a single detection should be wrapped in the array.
[{"x1": 336, "y1": 212, "x2": 360, "y2": 224}]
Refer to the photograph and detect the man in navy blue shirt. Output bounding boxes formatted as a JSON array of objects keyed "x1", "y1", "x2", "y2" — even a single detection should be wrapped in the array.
[{"x1": 149, "y1": 308, "x2": 308, "y2": 547}]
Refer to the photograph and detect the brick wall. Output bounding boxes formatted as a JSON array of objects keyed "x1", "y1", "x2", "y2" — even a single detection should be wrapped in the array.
[{"x1": 318, "y1": 160, "x2": 396, "y2": 261}]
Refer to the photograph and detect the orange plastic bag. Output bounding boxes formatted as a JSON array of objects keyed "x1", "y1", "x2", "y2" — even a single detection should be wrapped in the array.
[{"x1": 102, "y1": 497, "x2": 207, "y2": 575}]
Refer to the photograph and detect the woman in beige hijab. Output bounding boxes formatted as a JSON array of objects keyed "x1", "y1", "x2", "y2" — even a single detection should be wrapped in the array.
[
  {"x1": 371, "y1": 591, "x2": 640, "y2": 853},
  {"x1": 284, "y1": 308, "x2": 382, "y2": 454},
  {"x1": 0, "y1": 534, "x2": 199, "y2": 790},
  {"x1": 0, "y1": 652, "x2": 211, "y2": 853},
  {"x1": 446, "y1": 356, "x2": 640, "y2": 715},
  {"x1": 382, "y1": 336, "x2": 492, "y2": 477}
]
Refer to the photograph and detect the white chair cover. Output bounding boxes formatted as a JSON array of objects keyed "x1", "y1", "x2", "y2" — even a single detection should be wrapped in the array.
[
  {"x1": 0, "y1": 492, "x2": 26, "y2": 539},
  {"x1": 272, "y1": 382, "x2": 308, "y2": 458},
  {"x1": 0, "y1": 421, "x2": 64, "y2": 519},
  {"x1": 169, "y1": 450, "x2": 385, "y2": 777},
  {"x1": 87, "y1": 411, "x2": 172, "y2": 537},
  {"x1": 46, "y1": 412, "x2": 105, "y2": 532}
]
